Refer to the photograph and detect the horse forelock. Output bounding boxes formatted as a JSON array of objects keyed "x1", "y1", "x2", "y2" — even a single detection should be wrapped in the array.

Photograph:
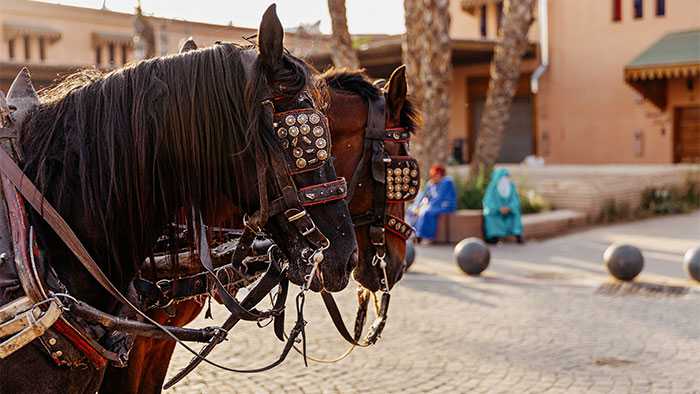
[{"x1": 318, "y1": 68, "x2": 421, "y2": 134}]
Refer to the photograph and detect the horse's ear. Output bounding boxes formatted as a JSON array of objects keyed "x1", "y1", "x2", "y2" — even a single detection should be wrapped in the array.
[
  {"x1": 6, "y1": 67, "x2": 39, "y2": 129},
  {"x1": 258, "y1": 4, "x2": 284, "y2": 70},
  {"x1": 179, "y1": 37, "x2": 198, "y2": 53},
  {"x1": 385, "y1": 65, "x2": 407, "y2": 119}
]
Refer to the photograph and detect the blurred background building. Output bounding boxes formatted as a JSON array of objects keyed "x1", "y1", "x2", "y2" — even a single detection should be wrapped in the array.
[
  {"x1": 311, "y1": 0, "x2": 700, "y2": 165},
  {"x1": 1, "y1": 0, "x2": 698, "y2": 165},
  {"x1": 0, "y1": 0, "x2": 328, "y2": 91}
]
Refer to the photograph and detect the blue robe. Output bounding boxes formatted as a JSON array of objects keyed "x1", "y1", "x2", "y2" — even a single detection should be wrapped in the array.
[
  {"x1": 408, "y1": 176, "x2": 457, "y2": 240},
  {"x1": 482, "y1": 168, "x2": 522, "y2": 239}
]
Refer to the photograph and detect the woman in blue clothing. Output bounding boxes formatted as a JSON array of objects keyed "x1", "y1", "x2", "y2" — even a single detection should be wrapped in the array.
[
  {"x1": 407, "y1": 164, "x2": 457, "y2": 242},
  {"x1": 482, "y1": 168, "x2": 523, "y2": 244}
]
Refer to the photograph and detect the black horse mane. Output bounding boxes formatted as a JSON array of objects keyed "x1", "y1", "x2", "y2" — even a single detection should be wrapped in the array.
[
  {"x1": 19, "y1": 43, "x2": 313, "y2": 286},
  {"x1": 318, "y1": 68, "x2": 421, "y2": 133}
]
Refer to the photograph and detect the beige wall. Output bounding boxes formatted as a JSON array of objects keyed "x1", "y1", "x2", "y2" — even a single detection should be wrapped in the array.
[
  {"x1": 536, "y1": 0, "x2": 700, "y2": 164},
  {"x1": 449, "y1": 0, "x2": 539, "y2": 41},
  {"x1": 0, "y1": 0, "x2": 327, "y2": 68}
]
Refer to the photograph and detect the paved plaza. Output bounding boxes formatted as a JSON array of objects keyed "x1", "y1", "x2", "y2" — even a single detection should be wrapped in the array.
[{"x1": 166, "y1": 212, "x2": 700, "y2": 393}]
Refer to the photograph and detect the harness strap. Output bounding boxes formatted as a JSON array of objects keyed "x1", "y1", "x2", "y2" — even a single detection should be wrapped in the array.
[
  {"x1": 194, "y1": 213, "x2": 273, "y2": 322},
  {"x1": 163, "y1": 256, "x2": 284, "y2": 389}
]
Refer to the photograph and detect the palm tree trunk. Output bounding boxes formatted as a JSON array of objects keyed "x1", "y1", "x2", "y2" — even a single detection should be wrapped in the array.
[
  {"x1": 402, "y1": 0, "x2": 423, "y2": 105},
  {"x1": 327, "y1": 0, "x2": 360, "y2": 69},
  {"x1": 470, "y1": 0, "x2": 535, "y2": 180},
  {"x1": 403, "y1": 0, "x2": 452, "y2": 175}
]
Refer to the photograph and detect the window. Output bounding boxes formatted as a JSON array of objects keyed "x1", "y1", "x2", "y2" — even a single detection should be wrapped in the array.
[
  {"x1": 634, "y1": 0, "x2": 643, "y2": 19},
  {"x1": 108, "y1": 43, "x2": 115, "y2": 66},
  {"x1": 38, "y1": 37, "x2": 46, "y2": 62},
  {"x1": 496, "y1": 3, "x2": 504, "y2": 34},
  {"x1": 655, "y1": 0, "x2": 665, "y2": 16},
  {"x1": 8, "y1": 39, "x2": 15, "y2": 60},
  {"x1": 95, "y1": 46, "x2": 102, "y2": 66},
  {"x1": 612, "y1": 0, "x2": 622, "y2": 21},
  {"x1": 479, "y1": 5, "x2": 487, "y2": 38},
  {"x1": 23, "y1": 35, "x2": 30, "y2": 61},
  {"x1": 121, "y1": 44, "x2": 128, "y2": 65}
]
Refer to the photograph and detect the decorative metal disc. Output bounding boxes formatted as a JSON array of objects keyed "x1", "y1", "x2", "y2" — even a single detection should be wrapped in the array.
[
  {"x1": 403, "y1": 176, "x2": 410, "y2": 184},
  {"x1": 312, "y1": 126, "x2": 324, "y2": 137},
  {"x1": 402, "y1": 184, "x2": 409, "y2": 191},
  {"x1": 316, "y1": 150, "x2": 328, "y2": 161},
  {"x1": 309, "y1": 113, "x2": 321, "y2": 124},
  {"x1": 394, "y1": 176, "x2": 402, "y2": 184},
  {"x1": 393, "y1": 168, "x2": 402, "y2": 176},
  {"x1": 388, "y1": 184, "x2": 394, "y2": 192},
  {"x1": 410, "y1": 169, "x2": 418, "y2": 178},
  {"x1": 402, "y1": 167, "x2": 410, "y2": 176},
  {"x1": 409, "y1": 187, "x2": 416, "y2": 194},
  {"x1": 300, "y1": 124, "x2": 311, "y2": 135},
  {"x1": 292, "y1": 147, "x2": 303, "y2": 158},
  {"x1": 315, "y1": 138, "x2": 327, "y2": 149},
  {"x1": 297, "y1": 113, "x2": 308, "y2": 124},
  {"x1": 288, "y1": 126, "x2": 299, "y2": 137},
  {"x1": 386, "y1": 175, "x2": 393, "y2": 183},
  {"x1": 296, "y1": 158, "x2": 307, "y2": 169},
  {"x1": 277, "y1": 128, "x2": 287, "y2": 138},
  {"x1": 285, "y1": 115, "x2": 296, "y2": 126},
  {"x1": 389, "y1": 218, "x2": 397, "y2": 226}
]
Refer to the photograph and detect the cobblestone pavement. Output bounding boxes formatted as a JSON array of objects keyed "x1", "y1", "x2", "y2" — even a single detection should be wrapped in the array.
[{"x1": 166, "y1": 214, "x2": 700, "y2": 393}]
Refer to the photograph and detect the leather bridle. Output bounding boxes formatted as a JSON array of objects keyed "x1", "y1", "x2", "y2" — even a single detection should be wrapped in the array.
[{"x1": 317, "y1": 92, "x2": 420, "y2": 352}]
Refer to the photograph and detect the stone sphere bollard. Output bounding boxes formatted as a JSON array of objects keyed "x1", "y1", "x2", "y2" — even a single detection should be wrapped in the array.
[
  {"x1": 404, "y1": 241, "x2": 416, "y2": 271},
  {"x1": 454, "y1": 238, "x2": 490, "y2": 276},
  {"x1": 604, "y1": 244, "x2": 644, "y2": 281},
  {"x1": 683, "y1": 247, "x2": 700, "y2": 282}
]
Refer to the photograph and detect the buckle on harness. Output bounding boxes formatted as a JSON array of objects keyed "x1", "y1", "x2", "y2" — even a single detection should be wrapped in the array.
[
  {"x1": 285, "y1": 208, "x2": 307, "y2": 223},
  {"x1": 0, "y1": 297, "x2": 62, "y2": 359}
]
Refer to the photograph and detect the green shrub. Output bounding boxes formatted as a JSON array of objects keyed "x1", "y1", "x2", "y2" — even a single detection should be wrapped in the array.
[
  {"x1": 640, "y1": 181, "x2": 700, "y2": 215},
  {"x1": 519, "y1": 189, "x2": 551, "y2": 214},
  {"x1": 455, "y1": 177, "x2": 485, "y2": 209}
]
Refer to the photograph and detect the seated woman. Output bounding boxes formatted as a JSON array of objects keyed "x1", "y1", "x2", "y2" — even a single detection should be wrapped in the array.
[
  {"x1": 482, "y1": 168, "x2": 523, "y2": 244},
  {"x1": 407, "y1": 164, "x2": 457, "y2": 243}
]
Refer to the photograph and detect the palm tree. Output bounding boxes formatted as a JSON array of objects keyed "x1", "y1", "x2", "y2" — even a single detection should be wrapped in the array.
[
  {"x1": 469, "y1": 0, "x2": 536, "y2": 180},
  {"x1": 327, "y1": 0, "x2": 360, "y2": 69},
  {"x1": 403, "y1": 0, "x2": 452, "y2": 174}
]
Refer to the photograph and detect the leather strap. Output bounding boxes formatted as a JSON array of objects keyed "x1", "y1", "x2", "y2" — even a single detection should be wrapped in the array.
[{"x1": 163, "y1": 257, "x2": 284, "y2": 389}]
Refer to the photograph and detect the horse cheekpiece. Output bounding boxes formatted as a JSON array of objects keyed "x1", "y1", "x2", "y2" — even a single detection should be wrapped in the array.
[{"x1": 274, "y1": 109, "x2": 331, "y2": 173}]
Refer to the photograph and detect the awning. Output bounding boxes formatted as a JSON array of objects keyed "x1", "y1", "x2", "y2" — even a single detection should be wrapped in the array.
[
  {"x1": 91, "y1": 32, "x2": 134, "y2": 48},
  {"x1": 2, "y1": 22, "x2": 62, "y2": 43},
  {"x1": 461, "y1": 0, "x2": 503, "y2": 15},
  {"x1": 624, "y1": 30, "x2": 700, "y2": 110},
  {"x1": 624, "y1": 30, "x2": 700, "y2": 81}
]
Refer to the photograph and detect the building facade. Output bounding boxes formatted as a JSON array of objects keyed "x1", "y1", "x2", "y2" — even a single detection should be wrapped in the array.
[
  {"x1": 310, "y1": 0, "x2": 699, "y2": 165},
  {"x1": 0, "y1": 0, "x2": 328, "y2": 91}
]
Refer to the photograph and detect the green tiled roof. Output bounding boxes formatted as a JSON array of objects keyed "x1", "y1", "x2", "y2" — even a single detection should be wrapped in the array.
[{"x1": 628, "y1": 30, "x2": 700, "y2": 68}]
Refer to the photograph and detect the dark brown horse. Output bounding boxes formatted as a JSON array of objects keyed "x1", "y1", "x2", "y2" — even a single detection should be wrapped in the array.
[
  {"x1": 0, "y1": 6, "x2": 356, "y2": 394},
  {"x1": 100, "y1": 66, "x2": 420, "y2": 393}
]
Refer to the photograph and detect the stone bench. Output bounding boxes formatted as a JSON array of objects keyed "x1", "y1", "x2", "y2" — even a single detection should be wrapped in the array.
[{"x1": 433, "y1": 209, "x2": 586, "y2": 243}]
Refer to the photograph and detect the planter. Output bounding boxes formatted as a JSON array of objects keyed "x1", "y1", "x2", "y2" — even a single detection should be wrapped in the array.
[{"x1": 434, "y1": 209, "x2": 483, "y2": 243}]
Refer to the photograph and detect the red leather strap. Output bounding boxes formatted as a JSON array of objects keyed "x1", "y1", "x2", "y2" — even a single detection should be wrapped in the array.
[
  {"x1": 385, "y1": 214, "x2": 414, "y2": 241},
  {"x1": 298, "y1": 178, "x2": 347, "y2": 207},
  {"x1": 52, "y1": 319, "x2": 107, "y2": 369}
]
